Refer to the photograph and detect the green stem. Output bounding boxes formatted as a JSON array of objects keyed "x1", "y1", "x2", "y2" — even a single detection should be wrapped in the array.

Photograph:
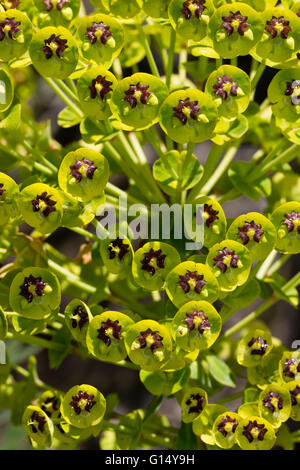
[
  {"x1": 256, "y1": 249, "x2": 277, "y2": 280},
  {"x1": 166, "y1": 28, "x2": 176, "y2": 89},
  {"x1": 250, "y1": 143, "x2": 298, "y2": 178},
  {"x1": 215, "y1": 391, "x2": 243, "y2": 405},
  {"x1": 267, "y1": 254, "x2": 291, "y2": 276},
  {"x1": 201, "y1": 143, "x2": 239, "y2": 194},
  {"x1": 43, "y1": 77, "x2": 83, "y2": 118},
  {"x1": 65, "y1": 225, "x2": 99, "y2": 241},
  {"x1": 54, "y1": 78, "x2": 80, "y2": 105},
  {"x1": 251, "y1": 61, "x2": 265, "y2": 89},
  {"x1": 7, "y1": 331, "x2": 65, "y2": 352},
  {"x1": 48, "y1": 259, "x2": 97, "y2": 294},
  {"x1": 137, "y1": 23, "x2": 160, "y2": 78}
]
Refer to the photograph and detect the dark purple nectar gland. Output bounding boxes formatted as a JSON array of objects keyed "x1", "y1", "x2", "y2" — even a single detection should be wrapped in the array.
[
  {"x1": 19, "y1": 274, "x2": 47, "y2": 303},
  {"x1": 69, "y1": 390, "x2": 96, "y2": 415},
  {"x1": 30, "y1": 411, "x2": 46, "y2": 434},
  {"x1": 89, "y1": 75, "x2": 113, "y2": 100},
  {"x1": 178, "y1": 270, "x2": 207, "y2": 294},
  {"x1": 140, "y1": 248, "x2": 166, "y2": 276},
  {"x1": 71, "y1": 305, "x2": 89, "y2": 330},
  {"x1": 41, "y1": 397, "x2": 59, "y2": 417},
  {"x1": 213, "y1": 247, "x2": 240, "y2": 274},
  {"x1": 265, "y1": 16, "x2": 291, "y2": 39},
  {"x1": 0, "y1": 0, "x2": 20, "y2": 9},
  {"x1": 173, "y1": 98, "x2": 200, "y2": 125},
  {"x1": 221, "y1": 11, "x2": 250, "y2": 36},
  {"x1": 237, "y1": 220, "x2": 265, "y2": 245},
  {"x1": 183, "y1": 310, "x2": 211, "y2": 334},
  {"x1": 136, "y1": 328, "x2": 163, "y2": 353},
  {"x1": 263, "y1": 391, "x2": 283, "y2": 413},
  {"x1": 0, "y1": 183, "x2": 6, "y2": 197},
  {"x1": 242, "y1": 420, "x2": 268, "y2": 443},
  {"x1": 290, "y1": 385, "x2": 300, "y2": 406},
  {"x1": 108, "y1": 238, "x2": 129, "y2": 261},
  {"x1": 42, "y1": 34, "x2": 68, "y2": 59},
  {"x1": 217, "y1": 415, "x2": 238, "y2": 437},
  {"x1": 185, "y1": 393, "x2": 205, "y2": 414},
  {"x1": 283, "y1": 358, "x2": 300, "y2": 379},
  {"x1": 247, "y1": 336, "x2": 268, "y2": 356},
  {"x1": 0, "y1": 17, "x2": 20, "y2": 41},
  {"x1": 97, "y1": 319, "x2": 122, "y2": 347},
  {"x1": 69, "y1": 157, "x2": 97, "y2": 183},
  {"x1": 43, "y1": 0, "x2": 69, "y2": 11},
  {"x1": 180, "y1": 0, "x2": 206, "y2": 20},
  {"x1": 124, "y1": 83, "x2": 152, "y2": 109},
  {"x1": 85, "y1": 22, "x2": 112, "y2": 45},
  {"x1": 285, "y1": 81, "x2": 300, "y2": 106},
  {"x1": 213, "y1": 75, "x2": 239, "y2": 100},
  {"x1": 31, "y1": 191, "x2": 57, "y2": 218},
  {"x1": 283, "y1": 211, "x2": 300, "y2": 233},
  {"x1": 204, "y1": 204, "x2": 219, "y2": 228}
]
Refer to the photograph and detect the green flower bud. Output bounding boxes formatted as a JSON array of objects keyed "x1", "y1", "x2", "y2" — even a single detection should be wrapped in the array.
[
  {"x1": 77, "y1": 13, "x2": 124, "y2": 68},
  {"x1": 29, "y1": 26, "x2": 78, "y2": 80},
  {"x1": 279, "y1": 351, "x2": 300, "y2": 383},
  {"x1": 205, "y1": 65, "x2": 251, "y2": 119},
  {"x1": 61, "y1": 191, "x2": 105, "y2": 228},
  {"x1": 132, "y1": 241, "x2": 181, "y2": 291},
  {"x1": 171, "y1": 300, "x2": 222, "y2": 352},
  {"x1": 181, "y1": 387, "x2": 208, "y2": 423},
  {"x1": 0, "y1": 64, "x2": 14, "y2": 112},
  {"x1": 284, "y1": 380, "x2": 300, "y2": 421},
  {"x1": 9, "y1": 267, "x2": 61, "y2": 319},
  {"x1": 236, "y1": 415, "x2": 276, "y2": 450},
  {"x1": 206, "y1": 240, "x2": 252, "y2": 292},
  {"x1": 86, "y1": 311, "x2": 134, "y2": 363},
  {"x1": 107, "y1": 0, "x2": 140, "y2": 19},
  {"x1": 271, "y1": 201, "x2": 300, "y2": 254},
  {"x1": 23, "y1": 405, "x2": 54, "y2": 448},
  {"x1": 18, "y1": 182, "x2": 63, "y2": 234},
  {"x1": 0, "y1": 172, "x2": 19, "y2": 225},
  {"x1": 60, "y1": 384, "x2": 106, "y2": 429},
  {"x1": 139, "y1": 0, "x2": 168, "y2": 18},
  {"x1": 237, "y1": 328, "x2": 273, "y2": 367},
  {"x1": 64, "y1": 299, "x2": 93, "y2": 344},
  {"x1": 226, "y1": 212, "x2": 277, "y2": 261},
  {"x1": 268, "y1": 69, "x2": 300, "y2": 123},
  {"x1": 159, "y1": 88, "x2": 218, "y2": 144},
  {"x1": 213, "y1": 411, "x2": 241, "y2": 449},
  {"x1": 125, "y1": 319, "x2": 172, "y2": 371},
  {"x1": 258, "y1": 384, "x2": 292, "y2": 428},
  {"x1": 58, "y1": 148, "x2": 109, "y2": 203},
  {"x1": 0, "y1": 9, "x2": 32, "y2": 61},
  {"x1": 247, "y1": 345, "x2": 284, "y2": 389},
  {"x1": 166, "y1": 261, "x2": 219, "y2": 308},
  {"x1": 110, "y1": 73, "x2": 168, "y2": 131},
  {"x1": 192, "y1": 404, "x2": 228, "y2": 445}
]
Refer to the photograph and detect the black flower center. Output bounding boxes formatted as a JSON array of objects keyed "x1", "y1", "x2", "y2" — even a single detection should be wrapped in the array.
[
  {"x1": 97, "y1": 319, "x2": 122, "y2": 347},
  {"x1": 137, "y1": 328, "x2": 163, "y2": 353},
  {"x1": 85, "y1": 22, "x2": 112, "y2": 45},
  {"x1": 242, "y1": 420, "x2": 267, "y2": 443},
  {"x1": 247, "y1": 336, "x2": 268, "y2": 356},
  {"x1": 217, "y1": 415, "x2": 238, "y2": 437},
  {"x1": 108, "y1": 237, "x2": 129, "y2": 261},
  {"x1": 221, "y1": 11, "x2": 250, "y2": 36},
  {"x1": 285, "y1": 80, "x2": 300, "y2": 106},
  {"x1": 213, "y1": 75, "x2": 239, "y2": 100},
  {"x1": 31, "y1": 191, "x2": 57, "y2": 217},
  {"x1": 213, "y1": 247, "x2": 240, "y2": 273},
  {"x1": 19, "y1": 274, "x2": 47, "y2": 303},
  {"x1": 71, "y1": 305, "x2": 89, "y2": 330},
  {"x1": 282, "y1": 211, "x2": 300, "y2": 234},
  {"x1": 42, "y1": 34, "x2": 68, "y2": 59},
  {"x1": 0, "y1": 183, "x2": 6, "y2": 197},
  {"x1": 290, "y1": 385, "x2": 300, "y2": 406},
  {"x1": 30, "y1": 411, "x2": 46, "y2": 434},
  {"x1": 0, "y1": 17, "x2": 20, "y2": 41},
  {"x1": 43, "y1": 0, "x2": 68, "y2": 11},
  {"x1": 89, "y1": 75, "x2": 113, "y2": 100},
  {"x1": 41, "y1": 396, "x2": 59, "y2": 417},
  {"x1": 178, "y1": 270, "x2": 207, "y2": 294},
  {"x1": 204, "y1": 203, "x2": 219, "y2": 228},
  {"x1": 124, "y1": 83, "x2": 152, "y2": 109},
  {"x1": 69, "y1": 157, "x2": 97, "y2": 183},
  {"x1": 265, "y1": 16, "x2": 291, "y2": 39},
  {"x1": 283, "y1": 358, "x2": 300, "y2": 379},
  {"x1": 237, "y1": 220, "x2": 265, "y2": 245},
  {"x1": 186, "y1": 393, "x2": 205, "y2": 414},
  {"x1": 263, "y1": 391, "x2": 283, "y2": 413},
  {"x1": 183, "y1": 309, "x2": 211, "y2": 333},
  {"x1": 173, "y1": 98, "x2": 200, "y2": 125},
  {"x1": 180, "y1": 0, "x2": 206, "y2": 20},
  {"x1": 70, "y1": 390, "x2": 96, "y2": 415},
  {"x1": 140, "y1": 248, "x2": 166, "y2": 276}
]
